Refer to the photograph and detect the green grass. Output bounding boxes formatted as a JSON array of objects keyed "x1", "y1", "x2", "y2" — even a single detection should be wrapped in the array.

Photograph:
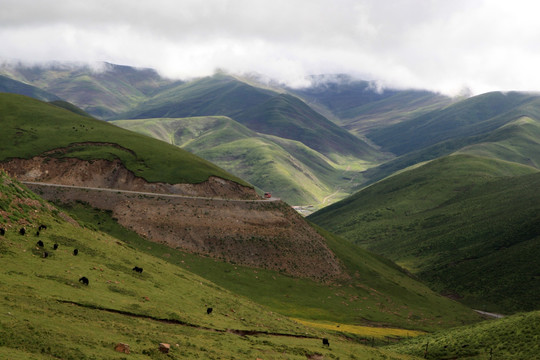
[
  {"x1": 0, "y1": 172, "x2": 419, "y2": 359},
  {"x1": 310, "y1": 154, "x2": 540, "y2": 313},
  {"x1": 113, "y1": 116, "x2": 375, "y2": 205},
  {"x1": 386, "y1": 311, "x2": 540, "y2": 360},
  {"x1": 367, "y1": 91, "x2": 540, "y2": 156},
  {"x1": 58, "y1": 199, "x2": 481, "y2": 332},
  {"x1": 0, "y1": 93, "x2": 249, "y2": 186}
]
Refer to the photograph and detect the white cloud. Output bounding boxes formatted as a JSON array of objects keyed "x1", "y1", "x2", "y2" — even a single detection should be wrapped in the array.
[{"x1": 2, "y1": 0, "x2": 540, "y2": 95}]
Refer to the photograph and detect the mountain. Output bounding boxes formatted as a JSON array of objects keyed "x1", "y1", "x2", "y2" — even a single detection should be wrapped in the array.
[
  {"x1": 117, "y1": 74, "x2": 381, "y2": 162},
  {"x1": 0, "y1": 74, "x2": 60, "y2": 102},
  {"x1": 367, "y1": 91, "x2": 540, "y2": 156},
  {"x1": 360, "y1": 92, "x2": 540, "y2": 186},
  {"x1": 112, "y1": 116, "x2": 368, "y2": 205},
  {"x1": 0, "y1": 93, "x2": 481, "y2": 331},
  {"x1": 289, "y1": 75, "x2": 453, "y2": 136},
  {"x1": 0, "y1": 62, "x2": 180, "y2": 118},
  {"x1": 309, "y1": 154, "x2": 540, "y2": 313}
]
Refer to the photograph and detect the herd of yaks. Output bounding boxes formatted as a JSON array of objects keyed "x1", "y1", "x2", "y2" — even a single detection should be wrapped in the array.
[{"x1": 1, "y1": 224, "x2": 332, "y2": 347}]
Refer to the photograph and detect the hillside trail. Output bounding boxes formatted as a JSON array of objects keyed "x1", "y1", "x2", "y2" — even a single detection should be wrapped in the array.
[{"x1": 21, "y1": 181, "x2": 279, "y2": 203}]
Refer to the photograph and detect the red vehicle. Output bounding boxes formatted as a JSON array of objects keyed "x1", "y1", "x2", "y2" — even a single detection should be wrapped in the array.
[{"x1": 264, "y1": 192, "x2": 272, "y2": 199}]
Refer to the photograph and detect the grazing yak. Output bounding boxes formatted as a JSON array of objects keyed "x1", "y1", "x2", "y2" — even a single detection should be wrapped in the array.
[
  {"x1": 73, "y1": 249, "x2": 79, "y2": 256},
  {"x1": 1, "y1": 228, "x2": 5, "y2": 236},
  {"x1": 19, "y1": 228, "x2": 25, "y2": 235},
  {"x1": 207, "y1": 307, "x2": 213, "y2": 315},
  {"x1": 36, "y1": 240, "x2": 44, "y2": 247},
  {"x1": 322, "y1": 338, "x2": 330, "y2": 347},
  {"x1": 53, "y1": 243, "x2": 58, "y2": 250},
  {"x1": 132, "y1": 266, "x2": 143, "y2": 273},
  {"x1": 38, "y1": 225, "x2": 47, "y2": 231},
  {"x1": 42, "y1": 251, "x2": 49, "y2": 259},
  {"x1": 79, "y1": 276, "x2": 89, "y2": 285}
]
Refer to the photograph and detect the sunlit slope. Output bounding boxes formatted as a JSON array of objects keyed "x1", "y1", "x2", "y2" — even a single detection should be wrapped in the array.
[
  {"x1": 0, "y1": 171, "x2": 422, "y2": 359},
  {"x1": 117, "y1": 74, "x2": 382, "y2": 162},
  {"x1": 387, "y1": 311, "x2": 540, "y2": 360},
  {"x1": 113, "y1": 116, "x2": 371, "y2": 205},
  {"x1": 0, "y1": 93, "x2": 249, "y2": 186},
  {"x1": 367, "y1": 91, "x2": 540, "y2": 156},
  {"x1": 362, "y1": 100, "x2": 540, "y2": 186},
  {"x1": 309, "y1": 154, "x2": 540, "y2": 313},
  {"x1": 64, "y1": 201, "x2": 482, "y2": 332}
]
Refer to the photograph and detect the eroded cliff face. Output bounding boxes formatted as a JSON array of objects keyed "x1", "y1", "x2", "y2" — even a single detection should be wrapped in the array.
[
  {"x1": 1, "y1": 157, "x2": 258, "y2": 200},
  {"x1": 2, "y1": 156, "x2": 345, "y2": 281}
]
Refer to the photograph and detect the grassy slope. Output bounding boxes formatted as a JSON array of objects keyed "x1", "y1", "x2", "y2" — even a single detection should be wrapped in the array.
[
  {"x1": 367, "y1": 91, "x2": 540, "y2": 156},
  {"x1": 361, "y1": 105, "x2": 540, "y2": 187},
  {"x1": 61, "y1": 201, "x2": 481, "y2": 333},
  {"x1": 386, "y1": 311, "x2": 540, "y2": 360},
  {"x1": 112, "y1": 116, "x2": 371, "y2": 205},
  {"x1": 0, "y1": 93, "x2": 249, "y2": 186},
  {"x1": 309, "y1": 154, "x2": 540, "y2": 313},
  {"x1": 289, "y1": 77, "x2": 452, "y2": 136},
  {"x1": 0, "y1": 171, "x2": 419, "y2": 359},
  {"x1": 117, "y1": 74, "x2": 382, "y2": 162},
  {"x1": 0, "y1": 75, "x2": 60, "y2": 102}
]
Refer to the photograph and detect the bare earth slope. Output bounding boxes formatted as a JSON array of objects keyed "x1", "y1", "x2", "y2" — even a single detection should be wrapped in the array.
[{"x1": 2, "y1": 156, "x2": 344, "y2": 281}]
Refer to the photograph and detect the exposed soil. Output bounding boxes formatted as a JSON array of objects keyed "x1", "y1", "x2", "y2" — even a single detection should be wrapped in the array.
[
  {"x1": 2, "y1": 156, "x2": 346, "y2": 281},
  {"x1": 1, "y1": 156, "x2": 258, "y2": 200}
]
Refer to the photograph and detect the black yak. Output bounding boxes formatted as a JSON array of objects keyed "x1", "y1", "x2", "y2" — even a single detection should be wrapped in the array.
[
  {"x1": 53, "y1": 243, "x2": 58, "y2": 250},
  {"x1": 37, "y1": 240, "x2": 44, "y2": 247},
  {"x1": 19, "y1": 228, "x2": 25, "y2": 235},
  {"x1": 73, "y1": 249, "x2": 78, "y2": 256},
  {"x1": 79, "y1": 276, "x2": 89, "y2": 285},
  {"x1": 322, "y1": 338, "x2": 330, "y2": 347},
  {"x1": 132, "y1": 266, "x2": 143, "y2": 273},
  {"x1": 207, "y1": 307, "x2": 213, "y2": 315}
]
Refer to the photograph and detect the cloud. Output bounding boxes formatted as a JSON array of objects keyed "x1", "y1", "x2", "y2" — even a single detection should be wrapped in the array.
[{"x1": 2, "y1": 0, "x2": 540, "y2": 95}]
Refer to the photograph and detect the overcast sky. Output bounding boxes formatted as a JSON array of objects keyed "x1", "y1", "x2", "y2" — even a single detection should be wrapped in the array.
[{"x1": 2, "y1": 0, "x2": 540, "y2": 95}]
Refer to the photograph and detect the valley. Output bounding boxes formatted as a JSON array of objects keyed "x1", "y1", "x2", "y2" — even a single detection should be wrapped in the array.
[{"x1": 1, "y1": 62, "x2": 539, "y2": 359}]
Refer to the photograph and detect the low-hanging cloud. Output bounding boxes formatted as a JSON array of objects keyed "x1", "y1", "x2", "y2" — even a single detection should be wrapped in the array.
[{"x1": 2, "y1": 0, "x2": 540, "y2": 95}]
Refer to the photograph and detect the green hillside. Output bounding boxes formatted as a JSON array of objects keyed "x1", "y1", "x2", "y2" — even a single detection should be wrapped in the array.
[
  {"x1": 386, "y1": 311, "x2": 540, "y2": 360},
  {"x1": 309, "y1": 154, "x2": 540, "y2": 313},
  {"x1": 289, "y1": 76, "x2": 452, "y2": 136},
  {"x1": 361, "y1": 103, "x2": 540, "y2": 187},
  {"x1": 61, "y1": 199, "x2": 481, "y2": 332},
  {"x1": 387, "y1": 311, "x2": 540, "y2": 360},
  {"x1": 0, "y1": 75, "x2": 60, "y2": 102},
  {"x1": 367, "y1": 91, "x2": 540, "y2": 156},
  {"x1": 112, "y1": 116, "x2": 372, "y2": 205},
  {"x1": 0, "y1": 93, "x2": 248, "y2": 186},
  {"x1": 0, "y1": 62, "x2": 179, "y2": 118},
  {"x1": 117, "y1": 74, "x2": 382, "y2": 161},
  {"x1": 0, "y1": 170, "x2": 425, "y2": 359}
]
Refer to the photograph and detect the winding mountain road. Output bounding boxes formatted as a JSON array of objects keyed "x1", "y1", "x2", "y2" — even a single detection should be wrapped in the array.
[{"x1": 21, "y1": 181, "x2": 279, "y2": 203}]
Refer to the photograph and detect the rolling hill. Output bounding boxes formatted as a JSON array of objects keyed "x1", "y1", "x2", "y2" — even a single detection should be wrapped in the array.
[
  {"x1": 0, "y1": 93, "x2": 247, "y2": 186},
  {"x1": 112, "y1": 116, "x2": 371, "y2": 205},
  {"x1": 116, "y1": 74, "x2": 382, "y2": 162},
  {"x1": 386, "y1": 310, "x2": 540, "y2": 360},
  {"x1": 289, "y1": 75, "x2": 453, "y2": 136},
  {"x1": 309, "y1": 154, "x2": 540, "y2": 313},
  {"x1": 1, "y1": 169, "x2": 425, "y2": 359},
  {"x1": 0, "y1": 93, "x2": 482, "y2": 333},
  {"x1": 0, "y1": 62, "x2": 180, "y2": 118}
]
